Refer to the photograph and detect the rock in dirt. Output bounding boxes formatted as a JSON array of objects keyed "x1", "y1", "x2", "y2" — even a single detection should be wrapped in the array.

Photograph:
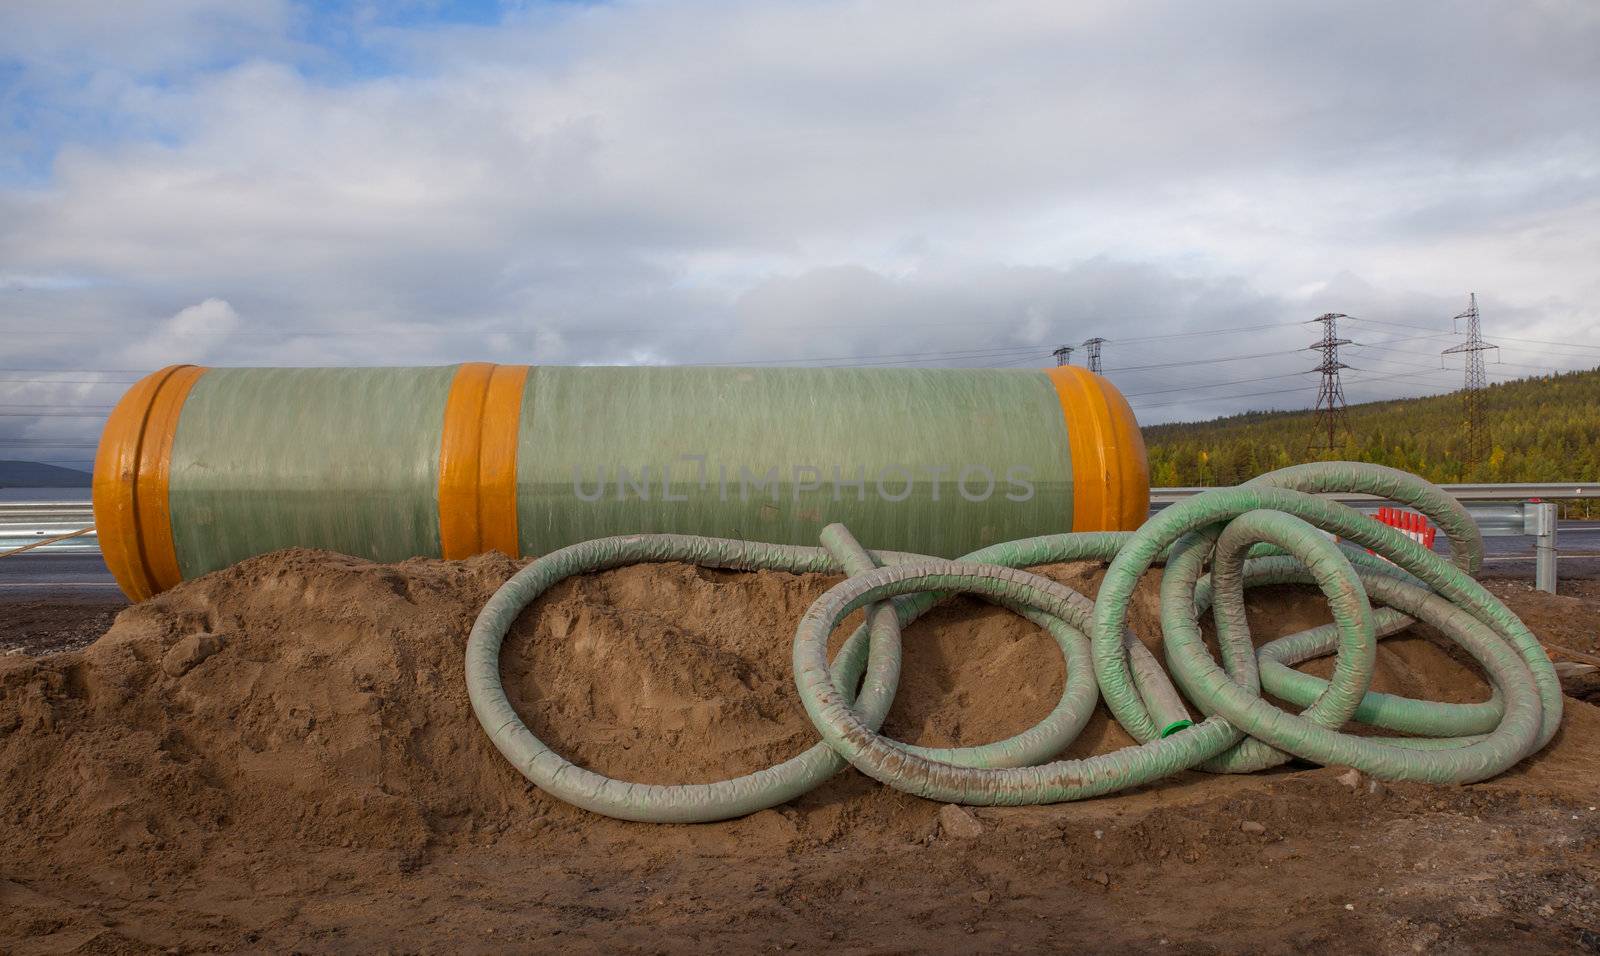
[
  {"x1": 1555, "y1": 662, "x2": 1600, "y2": 700},
  {"x1": 1337, "y1": 768, "x2": 1363, "y2": 789},
  {"x1": 1239, "y1": 820, "x2": 1266, "y2": 835},
  {"x1": 161, "y1": 632, "x2": 224, "y2": 677},
  {"x1": 938, "y1": 804, "x2": 984, "y2": 839}
]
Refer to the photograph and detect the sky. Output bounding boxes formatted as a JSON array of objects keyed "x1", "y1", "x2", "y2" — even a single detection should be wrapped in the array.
[{"x1": 3, "y1": 0, "x2": 1599, "y2": 468}]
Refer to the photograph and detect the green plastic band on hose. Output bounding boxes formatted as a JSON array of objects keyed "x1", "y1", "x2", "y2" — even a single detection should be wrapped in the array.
[
  {"x1": 1159, "y1": 720, "x2": 1193, "y2": 738},
  {"x1": 464, "y1": 462, "x2": 1562, "y2": 822}
]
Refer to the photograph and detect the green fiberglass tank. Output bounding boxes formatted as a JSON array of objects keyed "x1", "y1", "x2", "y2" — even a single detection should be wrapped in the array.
[{"x1": 93, "y1": 363, "x2": 1147, "y2": 600}]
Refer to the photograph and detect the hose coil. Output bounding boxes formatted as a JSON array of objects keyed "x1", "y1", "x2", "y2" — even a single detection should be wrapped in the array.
[{"x1": 465, "y1": 463, "x2": 1562, "y2": 822}]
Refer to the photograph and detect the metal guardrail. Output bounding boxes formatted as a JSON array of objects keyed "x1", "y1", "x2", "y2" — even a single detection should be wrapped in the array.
[
  {"x1": 1149, "y1": 482, "x2": 1600, "y2": 504},
  {"x1": 0, "y1": 501, "x2": 97, "y2": 555},
  {"x1": 2, "y1": 482, "x2": 1591, "y2": 592}
]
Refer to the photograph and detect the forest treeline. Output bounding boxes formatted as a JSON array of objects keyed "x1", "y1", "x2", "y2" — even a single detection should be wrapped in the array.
[{"x1": 1141, "y1": 368, "x2": 1600, "y2": 495}]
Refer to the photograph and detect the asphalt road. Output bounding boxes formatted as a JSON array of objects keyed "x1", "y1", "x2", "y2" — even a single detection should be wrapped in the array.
[
  {"x1": 0, "y1": 552, "x2": 126, "y2": 603},
  {"x1": 1472, "y1": 520, "x2": 1600, "y2": 585},
  {"x1": 4, "y1": 523, "x2": 1599, "y2": 603}
]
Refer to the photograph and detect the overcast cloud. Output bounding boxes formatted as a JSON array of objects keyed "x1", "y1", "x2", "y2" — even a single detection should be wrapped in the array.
[{"x1": 3, "y1": 0, "x2": 1598, "y2": 465}]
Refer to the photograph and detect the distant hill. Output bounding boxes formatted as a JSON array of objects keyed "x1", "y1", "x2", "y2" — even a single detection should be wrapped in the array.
[
  {"x1": 0, "y1": 460, "x2": 93, "y2": 488},
  {"x1": 1142, "y1": 367, "x2": 1600, "y2": 488}
]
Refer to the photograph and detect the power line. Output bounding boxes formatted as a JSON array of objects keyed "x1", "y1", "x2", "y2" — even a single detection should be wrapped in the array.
[
  {"x1": 1131, "y1": 383, "x2": 1324, "y2": 410},
  {"x1": 1343, "y1": 367, "x2": 1465, "y2": 391},
  {"x1": 1352, "y1": 337, "x2": 1593, "y2": 363},
  {"x1": 1347, "y1": 354, "x2": 1444, "y2": 373},
  {"x1": 1351, "y1": 340, "x2": 1596, "y2": 373},
  {"x1": 0, "y1": 317, "x2": 1310, "y2": 341},
  {"x1": 1128, "y1": 366, "x2": 1461, "y2": 412},
  {"x1": 1342, "y1": 316, "x2": 1452, "y2": 334},
  {"x1": 9, "y1": 328, "x2": 382, "y2": 339},
  {"x1": 990, "y1": 354, "x2": 1055, "y2": 368},
  {"x1": 1496, "y1": 344, "x2": 1599, "y2": 359},
  {"x1": 696, "y1": 345, "x2": 1047, "y2": 367},
  {"x1": 1368, "y1": 336, "x2": 1592, "y2": 369},
  {"x1": 816, "y1": 351, "x2": 1052, "y2": 369},
  {"x1": 0, "y1": 440, "x2": 99, "y2": 447},
  {"x1": 1346, "y1": 331, "x2": 1462, "y2": 347},
  {"x1": 1489, "y1": 333, "x2": 1600, "y2": 353},
  {"x1": 0, "y1": 322, "x2": 1308, "y2": 380},
  {"x1": 1132, "y1": 378, "x2": 1371, "y2": 411},
  {"x1": 1101, "y1": 321, "x2": 1299, "y2": 344},
  {"x1": 1489, "y1": 358, "x2": 1595, "y2": 373},
  {"x1": 738, "y1": 336, "x2": 1325, "y2": 368},
  {"x1": 1351, "y1": 356, "x2": 1538, "y2": 390},
  {"x1": 1103, "y1": 347, "x2": 1306, "y2": 374},
  {"x1": 1122, "y1": 369, "x2": 1309, "y2": 399},
  {"x1": 1348, "y1": 353, "x2": 1527, "y2": 382},
  {"x1": 0, "y1": 376, "x2": 144, "y2": 384},
  {"x1": 1348, "y1": 314, "x2": 1600, "y2": 353}
]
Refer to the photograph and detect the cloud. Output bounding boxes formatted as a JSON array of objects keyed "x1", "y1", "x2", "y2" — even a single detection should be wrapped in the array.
[
  {"x1": 1, "y1": 0, "x2": 1598, "y2": 467},
  {"x1": 122, "y1": 297, "x2": 243, "y2": 368},
  {"x1": 0, "y1": 0, "x2": 291, "y2": 75}
]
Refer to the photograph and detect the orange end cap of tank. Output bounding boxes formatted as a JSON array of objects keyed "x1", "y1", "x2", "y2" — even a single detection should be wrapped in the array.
[
  {"x1": 92, "y1": 365, "x2": 208, "y2": 601},
  {"x1": 1043, "y1": 365, "x2": 1149, "y2": 532}
]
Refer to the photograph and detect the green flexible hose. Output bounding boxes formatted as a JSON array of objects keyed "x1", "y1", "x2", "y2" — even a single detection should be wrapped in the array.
[{"x1": 465, "y1": 462, "x2": 1561, "y2": 822}]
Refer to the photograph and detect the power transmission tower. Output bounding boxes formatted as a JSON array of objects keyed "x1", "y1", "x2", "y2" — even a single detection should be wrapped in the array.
[
  {"x1": 1082, "y1": 337, "x2": 1106, "y2": 374},
  {"x1": 1052, "y1": 345, "x2": 1074, "y2": 366},
  {"x1": 1307, "y1": 313, "x2": 1353, "y2": 456},
  {"x1": 1441, "y1": 292, "x2": 1499, "y2": 470}
]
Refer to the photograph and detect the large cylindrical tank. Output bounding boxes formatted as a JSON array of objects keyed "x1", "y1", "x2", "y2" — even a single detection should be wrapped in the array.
[{"x1": 93, "y1": 364, "x2": 1147, "y2": 599}]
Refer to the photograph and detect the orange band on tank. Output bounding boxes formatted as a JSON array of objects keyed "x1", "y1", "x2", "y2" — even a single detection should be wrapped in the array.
[
  {"x1": 439, "y1": 363, "x2": 495, "y2": 557},
  {"x1": 438, "y1": 363, "x2": 529, "y2": 559},
  {"x1": 478, "y1": 364, "x2": 529, "y2": 556},
  {"x1": 1043, "y1": 366, "x2": 1149, "y2": 531},
  {"x1": 92, "y1": 364, "x2": 208, "y2": 601}
]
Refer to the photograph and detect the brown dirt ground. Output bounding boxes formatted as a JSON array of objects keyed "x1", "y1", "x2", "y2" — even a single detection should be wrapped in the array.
[
  {"x1": 2, "y1": 549, "x2": 1598, "y2": 955},
  {"x1": 0, "y1": 601, "x2": 123, "y2": 658}
]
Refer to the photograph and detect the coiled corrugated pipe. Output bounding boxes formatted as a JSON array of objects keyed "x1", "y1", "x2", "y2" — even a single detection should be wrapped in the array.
[
  {"x1": 93, "y1": 364, "x2": 1146, "y2": 600},
  {"x1": 464, "y1": 463, "x2": 1562, "y2": 823}
]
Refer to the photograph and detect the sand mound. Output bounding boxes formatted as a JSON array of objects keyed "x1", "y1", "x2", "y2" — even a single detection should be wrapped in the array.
[
  {"x1": 4, "y1": 548, "x2": 1600, "y2": 951},
  {"x1": 2, "y1": 548, "x2": 1587, "y2": 865}
]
